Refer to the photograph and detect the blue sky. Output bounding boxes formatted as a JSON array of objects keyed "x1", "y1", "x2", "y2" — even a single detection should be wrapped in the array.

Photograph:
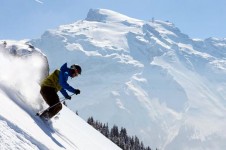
[{"x1": 1, "y1": 0, "x2": 225, "y2": 40}]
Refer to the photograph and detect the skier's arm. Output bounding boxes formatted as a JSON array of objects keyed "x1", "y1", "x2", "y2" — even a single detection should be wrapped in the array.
[
  {"x1": 59, "y1": 70, "x2": 76, "y2": 94},
  {"x1": 60, "y1": 88, "x2": 69, "y2": 98}
]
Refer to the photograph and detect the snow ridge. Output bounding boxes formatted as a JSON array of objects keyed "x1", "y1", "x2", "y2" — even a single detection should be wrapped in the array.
[{"x1": 86, "y1": 8, "x2": 141, "y2": 23}]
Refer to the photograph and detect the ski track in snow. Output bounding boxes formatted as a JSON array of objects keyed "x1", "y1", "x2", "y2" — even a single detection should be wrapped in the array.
[{"x1": 0, "y1": 115, "x2": 47, "y2": 150}]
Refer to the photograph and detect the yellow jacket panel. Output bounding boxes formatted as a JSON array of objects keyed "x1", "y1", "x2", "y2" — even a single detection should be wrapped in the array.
[{"x1": 41, "y1": 69, "x2": 62, "y2": 91}]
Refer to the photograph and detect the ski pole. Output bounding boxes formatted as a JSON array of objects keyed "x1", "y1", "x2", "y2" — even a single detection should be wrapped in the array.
[{"x1": 37, "y1": 93, "x2": 75, "y2": 116}]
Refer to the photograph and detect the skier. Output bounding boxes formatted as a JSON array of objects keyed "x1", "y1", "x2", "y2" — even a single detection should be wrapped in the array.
[{"x1": 39, "y1": 62, "x2": 81, "y2": 120}]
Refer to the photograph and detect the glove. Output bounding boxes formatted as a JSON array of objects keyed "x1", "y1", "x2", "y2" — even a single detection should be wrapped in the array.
[
  {"x1": 65, "y1": 95, "x2": 71, "y2": 100},
  {"x1": 75, "y1": 89, "x2": 80, "y2": 95}
]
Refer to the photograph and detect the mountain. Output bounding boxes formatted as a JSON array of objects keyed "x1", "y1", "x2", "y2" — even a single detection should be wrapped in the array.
[
  {"x1": 30, "y1": 8, "x2": 226, "y2": 150},
  {"x1": 0, "y1": 40, "x2": 121, "y2": 150}
]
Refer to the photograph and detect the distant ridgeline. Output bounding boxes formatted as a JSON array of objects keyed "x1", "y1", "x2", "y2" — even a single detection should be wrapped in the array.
[{"x1": 87, "y1": 117, "x2": 153, "y2": 150}]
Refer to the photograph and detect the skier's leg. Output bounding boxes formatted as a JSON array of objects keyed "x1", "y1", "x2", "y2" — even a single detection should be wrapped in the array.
[
  {"x1": 40, "y1": 86, "x2": 59, "y2": 106},
  {"x1": 40, "y1": 86, "x2": 61, "y2": 119},
  {"x1": 47, "y1": 103, "x2": 62, "y2": 119}
]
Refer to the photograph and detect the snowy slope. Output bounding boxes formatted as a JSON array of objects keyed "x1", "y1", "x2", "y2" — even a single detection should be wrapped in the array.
[
  {"x1": 30, "y1": 8, "x2": 226, "y2": 149},
  {"x1": 0, "y1": 41, "x2": 121, "y2": 150}
]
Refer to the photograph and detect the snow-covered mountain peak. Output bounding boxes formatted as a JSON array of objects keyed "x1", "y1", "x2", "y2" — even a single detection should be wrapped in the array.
[
  {"x1": 29, "y1": 9, "x2": 226, "y2": 150},
  {"x1": 85, "y1": 8, "x2": 142, "y2": 24}
]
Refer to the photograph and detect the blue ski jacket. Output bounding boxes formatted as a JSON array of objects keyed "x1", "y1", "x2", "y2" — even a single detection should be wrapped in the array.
[
  {"x1": 41, "y1": 63, "x2": 76, "y2": 98},
  {"x1": 59, "y1": 63, "x2": 76, "y2": 97}
]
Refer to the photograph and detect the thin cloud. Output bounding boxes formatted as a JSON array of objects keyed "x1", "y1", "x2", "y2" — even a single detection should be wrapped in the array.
[{"x1": 35, "y1": 0, "x2": 43, "y2": 4}]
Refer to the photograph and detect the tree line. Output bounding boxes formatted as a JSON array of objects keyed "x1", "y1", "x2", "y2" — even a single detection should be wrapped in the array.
[{"x1": 87, "y1": 117, "x2": 153, "y2": 150}]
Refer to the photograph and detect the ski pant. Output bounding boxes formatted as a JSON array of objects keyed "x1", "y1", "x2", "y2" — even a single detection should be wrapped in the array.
[{"x1": 40, "y1": 86, "x2": 62, "y2": 119}]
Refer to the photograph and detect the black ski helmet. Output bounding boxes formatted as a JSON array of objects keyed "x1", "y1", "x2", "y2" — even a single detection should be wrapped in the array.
[{"x1": 70, "y1": 64, "x2": 82, "y2": 75}]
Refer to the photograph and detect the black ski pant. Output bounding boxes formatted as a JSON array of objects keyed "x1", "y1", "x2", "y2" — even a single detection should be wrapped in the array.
[{"x1": 40, "y1": 86, "x2": 62, "y2": 118}]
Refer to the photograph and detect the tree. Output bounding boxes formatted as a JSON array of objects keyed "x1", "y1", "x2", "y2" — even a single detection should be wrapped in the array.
[
  {"x1": 87, "y1": 117, "x2": 94, "y2": 126},
  {"x1": 87, "y1": 116, "x2": 153, "y2": 150}
]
